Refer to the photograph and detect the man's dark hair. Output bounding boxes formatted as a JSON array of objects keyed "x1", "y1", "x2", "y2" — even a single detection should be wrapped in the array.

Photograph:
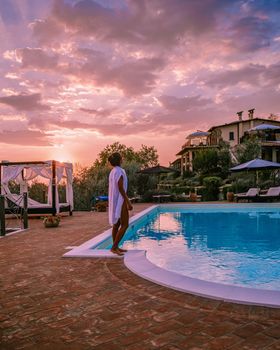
[{"x1": 108, "y1": 152, "x2": 122, "y2": 166}]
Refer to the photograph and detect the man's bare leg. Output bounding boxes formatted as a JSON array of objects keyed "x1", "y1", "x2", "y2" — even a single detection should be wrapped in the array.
[
  {"x1": 111, "y1": 220, "x2": 124, "y2": 255},
  {"x1": 111, "y1": 203, "x2": 129, "y2": 254},
  {"x1": 112, "y1": 220, "x2": 120, "y2": 242}
]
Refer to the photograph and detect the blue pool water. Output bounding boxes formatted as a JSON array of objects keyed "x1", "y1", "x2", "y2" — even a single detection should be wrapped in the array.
[{"x1": 98, "y1": 206, "x2": 280, "y2": 290}]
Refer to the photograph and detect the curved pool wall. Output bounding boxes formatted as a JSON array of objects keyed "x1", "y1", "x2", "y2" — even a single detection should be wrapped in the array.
[{"x1": 63, "y1": 203, "x2": 280, "y2": 308}]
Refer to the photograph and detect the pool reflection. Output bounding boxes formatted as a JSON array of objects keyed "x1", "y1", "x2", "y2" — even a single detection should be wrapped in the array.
[{"x1": 122, "y1": 210, "x2": 280, "y2": 290}]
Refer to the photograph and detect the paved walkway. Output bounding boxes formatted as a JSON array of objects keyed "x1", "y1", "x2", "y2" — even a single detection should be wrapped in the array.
[{"x1": 0, "y1": 204, "x2": 280, "y2": 350}]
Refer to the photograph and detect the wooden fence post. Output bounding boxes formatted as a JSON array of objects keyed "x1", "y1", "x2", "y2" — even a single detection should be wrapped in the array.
[
  {"x1": 23, "y1": 192, "x2": 28, "y2": 229},
  {"x1": 0, "y1": 195, "x2": 5, "y2": 236}
]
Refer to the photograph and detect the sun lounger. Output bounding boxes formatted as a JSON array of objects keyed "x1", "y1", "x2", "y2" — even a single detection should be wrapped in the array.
[
  {"x1": 152, "y1": 194, "x2": 172, "y2": 203},
  {"x1": 259, "y1": 187, "x2": 280, "y2": 202},
  {"x1": 235, "y1": 188, "x2": 260, "y2": 202},
  {"x1": 129, "y1": 196, "x2": 141, "y2": 203}
]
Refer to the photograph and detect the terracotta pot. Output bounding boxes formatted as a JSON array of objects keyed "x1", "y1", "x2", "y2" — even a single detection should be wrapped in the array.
[
  {"x1": 44, "y1": 218, "x2": 60, "y2": 228},
  {"x1": 96, "y1": 202, "x2": 108, "y2": 212},
  {"x1": 189, "y1": 193, "x2": 197, "y2": 202},
  {"x1": 227, "y1": 192, "x2": 234, "y2": 202}
]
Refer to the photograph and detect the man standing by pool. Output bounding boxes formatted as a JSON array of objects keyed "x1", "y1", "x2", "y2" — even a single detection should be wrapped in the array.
[{"x1": 108, "y1": 152, "x2": 133, "y2": 256}]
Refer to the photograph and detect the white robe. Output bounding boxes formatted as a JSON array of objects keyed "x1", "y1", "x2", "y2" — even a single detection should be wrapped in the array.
[{"x1": 108, "y1": 166, "x2": 128, "y2": 226}]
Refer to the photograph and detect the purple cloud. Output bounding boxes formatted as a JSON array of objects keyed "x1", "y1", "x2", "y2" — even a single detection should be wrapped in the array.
[
  {"x1": 64, "y1": 52, "x2": 165, "y2": 95},
  {"x1": 158, "y1": 95, "x2": 213, "y2": 111},
  {"x1": 33, "y1": 0, "x2": 235, "y2": 49},
  {"x1": 229, "y1": 16, "x2": 275, "y2": 52},
  {"x1": 32, "y1": 18, "x2": 64, "y2": 44},
  {"x1": 1, "y1": 0, "x2": 280, "y2": 165},
  {"x1": 0, "y1": 130, "x2": 52, "y2": 146},
  {"x1": 16, "y1": 48, "x2": 59, "y2": 70},
  {"x1": 205, "y1": 61, "x2": 280, "y2": 88},
  {"x1": 80, "y1": 108, "x2": 115, "y2": 117},
  {"x1": 0, "y1": 93, "x2": 50, "y2": 111}
]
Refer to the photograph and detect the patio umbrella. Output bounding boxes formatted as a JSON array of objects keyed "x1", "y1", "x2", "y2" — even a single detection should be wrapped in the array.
[
  {"x1": 230, "y1": 158, "x2": 280, "y2": 185},
  {"x1": 138, "y1": 165, "x2": 178, "y2": 188},
  {"x1": 230, "y1": 158, "x2": 280, "y2": 172},
  {"x1": 187, "y1": 131, "x2": 210, "y2": 138},
  {"x1": 138, "y1": 165, "x2": 178, "y2": 175},
  {"x1": 248, "y1": 124, "x2": 280, "y2": 132}
]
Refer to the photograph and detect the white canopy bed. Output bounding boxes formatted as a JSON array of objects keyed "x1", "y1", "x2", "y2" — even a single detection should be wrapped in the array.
[{"x1": 0, "y1": 160, "x2": 73, "y2": 215}]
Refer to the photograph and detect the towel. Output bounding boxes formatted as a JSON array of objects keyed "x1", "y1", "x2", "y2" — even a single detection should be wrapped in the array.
[{"x1": 108, "y1": 166, "x2": 128, "y2": 226}]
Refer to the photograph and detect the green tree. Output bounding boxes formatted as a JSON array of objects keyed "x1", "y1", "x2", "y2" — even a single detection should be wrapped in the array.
[
  {"x1": 193, "y1": 149, "x2": 219, "y2": 175},
  {"x1": 97, "y1": 142, "x2": 135, "y2": 166},
  {"x1": 72, "y1": 143, "x2": 160, "y2": 209},
  {"x1": 236, "y1": 136, "x2": 261, "y2": 163},
  {"x1": 135, "y1": 144, "x2": 158, "y2": 167},
  {"x1": 203, "y1": 176, "x2": 222, "y2": 201},
  {"x1": 96, "y1": 142, "x2": 158, "y2": 167},
  {"x1": 217, "y1": 141, "x2": 232, "y2": 178},
  {"x1": 29, "y1": 181, "x2": 48, "y2": 203}
]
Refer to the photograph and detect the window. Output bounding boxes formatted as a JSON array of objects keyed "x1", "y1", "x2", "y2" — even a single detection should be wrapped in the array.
[{"x1": 229, "y1": 131, "x2": 234, "y2": 141}]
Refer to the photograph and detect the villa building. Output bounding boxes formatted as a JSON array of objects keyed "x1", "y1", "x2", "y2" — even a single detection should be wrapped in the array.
[{"x1": 174, "y1": 109, "x2": 280, "y2": 174}]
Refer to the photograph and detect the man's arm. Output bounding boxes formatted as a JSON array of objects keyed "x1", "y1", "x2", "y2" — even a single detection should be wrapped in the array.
[{"x1": 118, "y1": 176, "x2": 133, "y2": 210}]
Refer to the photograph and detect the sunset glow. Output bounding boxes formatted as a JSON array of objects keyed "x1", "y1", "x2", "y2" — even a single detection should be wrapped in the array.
[{"x1": 0, "y1": 0, "x2": 280, "y2": 166}]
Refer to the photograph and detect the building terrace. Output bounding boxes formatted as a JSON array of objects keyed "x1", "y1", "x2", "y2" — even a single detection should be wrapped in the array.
[{"x1": 174, "y1": 110, "x2": 280, "y2": 174}]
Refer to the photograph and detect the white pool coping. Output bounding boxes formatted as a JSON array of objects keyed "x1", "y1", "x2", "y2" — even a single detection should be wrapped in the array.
[
  {"x1": 63, "y1": 203, "x2": 280, "y2": 308},
  {"x1": 63, "y1": 205, "x2": 157, "y2": 258}
]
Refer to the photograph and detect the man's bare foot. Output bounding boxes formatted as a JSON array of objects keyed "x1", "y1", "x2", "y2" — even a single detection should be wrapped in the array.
[
  {"x1": 118, "y1": 248, "x2": 127, "y2": 252},
  {"x1": 110, "y1": 248, "x2": 124, "y2": 256}
]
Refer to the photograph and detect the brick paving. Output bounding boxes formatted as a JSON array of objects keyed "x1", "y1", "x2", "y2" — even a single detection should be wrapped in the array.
[{"x1": 0, "y1": 203, "x2": 280, "y2": 350}]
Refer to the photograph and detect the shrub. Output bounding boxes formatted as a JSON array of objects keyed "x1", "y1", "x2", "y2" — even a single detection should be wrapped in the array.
[
  {"x1": 171, "y1": 186, "x2": 191, "y2": 195},
  {"x1": 202, "y1": 176, "x2": 222, "y2": 201},
  {"x1": 230, "y1": 175, "x2": 255, "y2": 193}
]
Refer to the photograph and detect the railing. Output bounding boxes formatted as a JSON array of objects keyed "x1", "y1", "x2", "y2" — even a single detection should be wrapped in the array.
[
  {"x1": 0, "y1": 192, "x2": 28, "y2": 237},
  {"x1": 0, "y1": 195, "x2": 5, "y2": 236}
]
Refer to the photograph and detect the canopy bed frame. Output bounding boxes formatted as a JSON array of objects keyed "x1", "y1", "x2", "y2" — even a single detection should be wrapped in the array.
[{"x1": 0, "y1": 160, "x2": 73, "y2": 216}]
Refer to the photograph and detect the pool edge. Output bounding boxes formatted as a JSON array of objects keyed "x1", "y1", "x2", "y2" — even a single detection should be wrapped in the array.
[
  {"x1": 63, "y1": 203, "x2": 280, "y2": 308},
  {"x1": 124, "y1": 250, "x2": 280, "y2": 309},
  {"x1": 63, "y1": 205, "x2": 158, "y2": 258}
]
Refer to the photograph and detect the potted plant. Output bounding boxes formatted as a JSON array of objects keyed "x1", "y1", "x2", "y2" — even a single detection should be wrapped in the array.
[
  {"x1": 227, "y1": 191, "x2": 235, "y2": 202},
  {"x1": 189, "y1": 192, "x2": 197, "y2": 202},
  {"x1": 43, "y1": 215, "x2": 61, "y2": 228},
  {"x1": 95, "y1": 201, "x2": 108, "y2": 212}
]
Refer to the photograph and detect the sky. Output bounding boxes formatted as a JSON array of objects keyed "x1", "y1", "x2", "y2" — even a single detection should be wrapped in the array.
[{"x1": 0, "y1": 0, "x2": 280, "y2": 166}]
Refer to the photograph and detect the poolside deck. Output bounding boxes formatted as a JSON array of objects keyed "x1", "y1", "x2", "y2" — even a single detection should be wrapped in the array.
[{"x1": 1, "y1": 203, "x2": 280, "y2": 350}]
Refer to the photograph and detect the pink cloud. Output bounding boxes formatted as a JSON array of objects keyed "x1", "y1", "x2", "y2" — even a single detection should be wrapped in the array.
[
  {"x1": 64, "y1": 52, "x2": 165, "y2": 95},
  {"x1": 44, "y1": 0, "x2": 231, "y2": 48},
  {"x1": 205, "y1": 61, "x2": 280, "y2": 88},
  {"x1": 225, "y1": 87, "x2": 280, "y2": 115},
  {"x1": 16, "y1": 47, "x2": 59, "y2": 70},
  {"x1": 80, "y1": 107, "x2": 115, "y2": 117},
  {"x1": 31, "y1": 18, "x2": 64, "y2": 45},
  {"x1": 1, "y1": 0, "x2": 280, "y2": 166},
  {"x1": 0, "y1": 130, "x2": 52, "y2": 146},
  {"x1": 158, "y1": 95, "x2": 213, "y2": 111},
  {"x1": 0, "y1": 93, "x2": 50, "y2": 111}
]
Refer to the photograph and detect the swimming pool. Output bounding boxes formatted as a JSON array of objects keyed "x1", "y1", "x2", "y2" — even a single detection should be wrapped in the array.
[{"x1": 64, "y1": 204, "x2": 280, "y2": 307}]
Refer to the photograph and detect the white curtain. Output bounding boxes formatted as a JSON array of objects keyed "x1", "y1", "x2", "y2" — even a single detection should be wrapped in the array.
[
  {"x1": 55, "y1": 166, "x2": 64, "y2": 213},
  {"x1": 1, "y1": 162, "x2": 73, "y2": 212},
  {"x1": 2, "y1": 165, "x2": 25, "y2": 183},
  {"x1": 1, "y1": 165, "x2": 25, "y2": 205},
  {"x1": 65, "y1": 165, "x2": 74, "y2": 210}
]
